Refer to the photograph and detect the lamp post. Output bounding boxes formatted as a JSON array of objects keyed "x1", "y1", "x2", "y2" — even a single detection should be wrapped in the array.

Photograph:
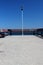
[{"x1": 21, "y1": 6, "x2": 23, "y2": 36}]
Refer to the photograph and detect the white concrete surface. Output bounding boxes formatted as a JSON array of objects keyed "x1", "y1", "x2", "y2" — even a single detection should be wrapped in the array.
[{"x1": 0, "y1": 35, "x2": 43, "y2": 65}]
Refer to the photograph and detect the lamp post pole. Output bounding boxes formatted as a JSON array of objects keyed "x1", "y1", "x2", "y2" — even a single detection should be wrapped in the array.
[{"x1": 21, "y1": 6, "x2": 23, "y2": 36}]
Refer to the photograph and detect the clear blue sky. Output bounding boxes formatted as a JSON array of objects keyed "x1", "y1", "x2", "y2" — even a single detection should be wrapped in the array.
[{"x1": 0, "y1": 0, "x2": 43, "y2": 29}]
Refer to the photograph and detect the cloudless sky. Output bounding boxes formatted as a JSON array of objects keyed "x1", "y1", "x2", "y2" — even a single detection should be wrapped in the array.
[{"x1": 0, "y1": 0, "x2": 43, "y2": 29}]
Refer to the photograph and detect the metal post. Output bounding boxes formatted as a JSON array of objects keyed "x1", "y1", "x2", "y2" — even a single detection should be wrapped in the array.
[{"x1": 21, "y1": 6, "x2": 23, "y2": 36}]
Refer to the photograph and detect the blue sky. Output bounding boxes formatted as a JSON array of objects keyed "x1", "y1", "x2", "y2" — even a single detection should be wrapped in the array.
[{"x1": 0, "y1": 0, "x2": 43, "y2": 29}]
